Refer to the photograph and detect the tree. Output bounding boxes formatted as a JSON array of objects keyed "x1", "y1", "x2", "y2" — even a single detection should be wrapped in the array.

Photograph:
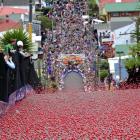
[
  {"x1": 0, "y1": 29, "x2": 32, "y2": 52},
  {"x1": 124, "y1": 17, "x2": 140, "y2": 83},
  {"x1": 99, "y1": 59, "x2": 109, "y2": 82},
  {"x1": 88, "y1": 0, "x2": 99, "y2": 17},
  {"x1": 42, "y1": 7, "x2": 52, "y2": 15},
  {"x1": 100, "y1": 59, "x2": 109, "y2": 70},
  {"x1": 37, "y1": 16, "x2": 54, "y2": 30}
]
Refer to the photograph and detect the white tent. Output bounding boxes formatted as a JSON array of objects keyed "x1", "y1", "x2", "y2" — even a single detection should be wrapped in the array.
[
  {"x1": 92, "y1": 19, "x2": 104, "y2": 24},
  {"x1": 82, "y1": 15, "x2": 89, "y2": 20}
]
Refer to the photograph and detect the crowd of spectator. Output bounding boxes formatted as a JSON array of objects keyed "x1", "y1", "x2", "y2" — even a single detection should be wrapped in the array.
[{"x1": 41, "y1": 0, "x2": 98, "y2": 91}]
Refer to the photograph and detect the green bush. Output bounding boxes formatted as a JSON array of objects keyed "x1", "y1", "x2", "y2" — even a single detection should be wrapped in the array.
[
  {"x1": 100, "y1": 70, "x2": 108, "y2": 82},
  {"x1": 37, "y1": 16, "x2": 54, "y2": 30},
  {"x1": 125, "y1": 57, "x2": 140, "y2": 70},
  {"x1": 100, "y1": 59, "x2": 109, "y2": 70}
]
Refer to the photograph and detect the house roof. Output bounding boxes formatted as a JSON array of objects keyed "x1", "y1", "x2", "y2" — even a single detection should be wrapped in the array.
[
  {"x1": 0, "y1": 19, "x2": 21, "y2": 32},
  {"x1": 94, "y1": 21, "x2": 134, "y2": 32},
  {"x1": 110, "y1": 21, "x2": 133, "y2": 31},
  {"x1": 0, "y1": 7, "x2": 28, "y2": 16},
  {"x1": 99, "y1": 0, "x2": 137, "y2": 9},
  {"x1": 3, "y1": 0, "x2": 29, "y2": 6},
  {"x1": 105, "y1": 2, "x2": 140, "y2": 12}
]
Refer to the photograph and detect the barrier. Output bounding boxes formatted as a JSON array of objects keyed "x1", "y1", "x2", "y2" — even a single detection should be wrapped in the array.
[
  {"x1": 0, "y1": 52, "x2": 41, "y2": 116},
  {"x1": 0, "y1": 85, "x2": 34, "y2": 116}
]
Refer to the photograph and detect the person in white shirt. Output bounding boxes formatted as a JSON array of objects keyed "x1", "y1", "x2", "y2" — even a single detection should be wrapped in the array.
[{"x1": 4, "y1": 51, "x2": 15, "y2": 69}]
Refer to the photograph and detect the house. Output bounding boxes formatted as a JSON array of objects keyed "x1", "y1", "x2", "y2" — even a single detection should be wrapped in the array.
[
  {"x1": 2, "y1": 0, "x2": 35, "y2": 11},
  {"x1": 1, "y1": 0, "x2": 36, "y2": 20},
  {"x1": 0, "y1": 6, "x2": 28, "y2": 22},
  {"x1": 99, "y1": 0, "x2": 138, "y2": 10},
  {"x1": 0, "y1": 19, "x2": 21, "y2": 37},
  {"x1": 113, "y1": 22, "x2": 135, "y2": 46},
  {"x1": 94, "y1": 21, "x2": 136, "y2": 56},
  {"x1": 113, "y1": 22, "x2": 136, "y2": 57},
  {"x1": 0, "y1": 6, "x2": 41, "y2": 51},
  {"x1": 104, "y1": 2, "x2": 140, "y2": 22},
  {"x1": 0, "y1": 7, "x2": 28, "y2": 16},
  {"x1": 0, "y1": 6, "x2": 27, "y2": 37}
]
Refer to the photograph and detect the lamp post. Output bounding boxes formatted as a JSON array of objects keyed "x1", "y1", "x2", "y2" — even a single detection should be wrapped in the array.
[
  {"x1": 116, "y1": 51, "x2": 124, "y2": 82},
  {"x1": 51, "y1": 0, "x2": 54, "y2": 42},
  {"x1": 28, "y1": 0, "x2": 33, "y2": 41},
  {"x1": 97, "y1": 49, "x2": 101, "y2": 85}
]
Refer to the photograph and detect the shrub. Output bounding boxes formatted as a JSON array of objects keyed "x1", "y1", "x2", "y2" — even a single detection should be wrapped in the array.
[
  {"x1": 37, "y1": 16, "x2": 54, "y2": 30},
  {"x1": 100, "y1": 59, "x2": 109, "y2": 70},
  {"x1": 100, "y1": 70, "x2": 108, "y2": 82}
]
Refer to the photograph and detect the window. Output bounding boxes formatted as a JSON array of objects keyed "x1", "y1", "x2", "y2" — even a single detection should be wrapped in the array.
[
  {"x1": 125, "y1": 12, "x2": 132, "y2": 16},
  {"x1": 111, "y1": 12, "x2": 120, "y2": 17},
  {"x1": 120, "y1": 12, "x2": 126, "y2": 16}
]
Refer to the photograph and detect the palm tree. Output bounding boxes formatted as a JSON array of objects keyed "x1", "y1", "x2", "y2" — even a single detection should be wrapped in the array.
[
  {"x1": 0, "y1": 29, "x2": 33, "y2": 52},
  {"x1": 124, "y1": 18, "x2": 140, "y2": 83}
]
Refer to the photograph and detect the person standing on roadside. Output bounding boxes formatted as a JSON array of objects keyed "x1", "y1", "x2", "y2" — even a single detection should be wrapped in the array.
[{"x1": 105, "y1": 73, "x2": 113, "y2": 91}]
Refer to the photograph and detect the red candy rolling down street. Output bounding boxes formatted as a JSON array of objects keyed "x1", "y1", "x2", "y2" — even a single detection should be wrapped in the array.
[
  {"x1": 0, "y1": 89, "x2": 140, "y2": 139},
  {"x1": 0, "y1": 0, "x2": 140, "y2": 139}
]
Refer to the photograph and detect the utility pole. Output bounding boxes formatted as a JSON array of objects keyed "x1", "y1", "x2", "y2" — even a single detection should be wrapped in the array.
[
  {"x1": 98, "y1": 51, "x2": 101, "y2": 84},
  {"x1": 95, "y1": 46, "x2": 101, "y2": 85},
  {"x1": 1, "y1": 0, "x2": 3, "y2": 6},
  {"x1": 28, "y1": 0, "x2": 33, "y2": 41},
  {"x1": 52, "y1": 0, "x2": 54, "y2": 42},
  {"x1": 116, "y1": 51, "x2": 124, "y2": 82}
]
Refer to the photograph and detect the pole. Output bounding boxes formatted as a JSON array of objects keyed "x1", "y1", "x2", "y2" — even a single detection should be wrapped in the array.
[
  {"x1": 28, "y1": 0, "x2": 32, "y2": 41},
  {"x1": 98, "y1": 52, "x2": 101, "y2": 84},
  {"x1": 117, "y1": 51, "x2": 124, "y2": 82},
  {"x1": 118, "y1": 54, "x2": 121, "y2": 81},
  {"x1": 95, "y1": 49, "x2": 100, "y2": 85},
  {"x1": 52, "y1": 0, "x2": 54, "y2": 42},
  {"x1": 97, "y1": 33, "x2": 101, "y2": 85},
  {"x1": 38, "y1": 59, "x2": 41, "y2": 80}
]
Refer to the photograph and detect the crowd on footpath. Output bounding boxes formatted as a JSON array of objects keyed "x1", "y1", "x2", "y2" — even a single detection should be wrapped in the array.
[
  {"x1": 0, "y1": 39, "x2": 40, "y2": 103},
  {"x1": 41, "y1": 0, "x2": 100, "y2": 92}
]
